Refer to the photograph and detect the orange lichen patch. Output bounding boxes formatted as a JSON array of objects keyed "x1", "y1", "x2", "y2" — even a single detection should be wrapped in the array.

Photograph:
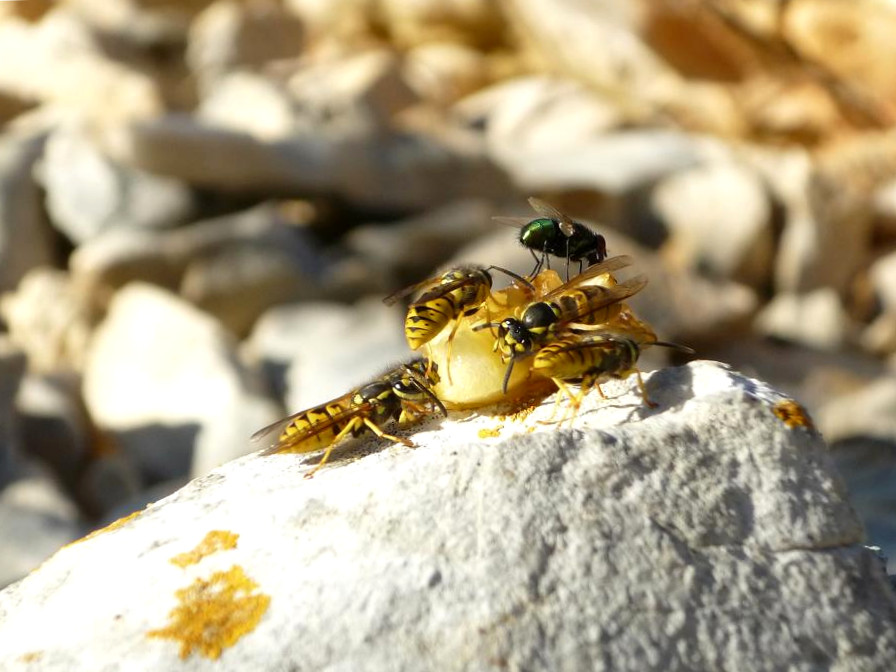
[
  {"x1": 147, "y1": 565, "x2": 270, "y2": 660},
  {"x1": 19, "y1": 651, "x2": 42, "y2": 663},
  {"x1": 773, "y1": 399, "x2": 815, "y2": 430},
  {"x1": 478, "y1": 427, "x2": 502, "y2": 439},
  {"x1": 170, "y1": 530, "x2": 239, "y2": 568},
  {"x1": 68, "y1": 509, "x2": 143, "y2": 547}
]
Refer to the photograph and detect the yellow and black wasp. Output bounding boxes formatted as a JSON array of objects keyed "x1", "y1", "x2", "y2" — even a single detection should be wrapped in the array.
[
  {"x1": 494, "y1": 197, "x2": 608, "y2": 280},
  {"x1": 252, "y1": 358, "x2": 446, "y2": 478},
  {"x1": 532, "y1": 332, "x2": 694, "y2": 421},
  {"x1": 473, "y1": 255, "x2": 647, "y2": 392},
  {"x1": 383, "y1": 264, "x2": 533, "y2": 382}
]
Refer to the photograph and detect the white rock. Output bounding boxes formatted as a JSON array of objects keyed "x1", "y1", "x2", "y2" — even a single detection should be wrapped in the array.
[
  {"x1": 0, "y1": 9, "x2": 162, "y2": 120},
  {"x1": 653, "y1": 162, "x2": 774, "y2": 288},
  {"x1": 247, "y1": 297, "x2": 409, "y2": 411},
  {"x1": 503, "y1": 0, "x2": 678, "y2": 105},
  {"x1": 187, "y1": 0, "x2": 305, "y2": 86},
  {"x1": 455, "y1": 76, "x2": 624, "y2": 154},
  {"x1": 0, "y1": 268, "x2": 99, "y2": 373},
  {"x1": 869, "y1": 250, "x2": 896, "y2": 313},
  {"x1": 38, "y1": 122, "x2": 195, "y2": 244},
  {"x1": 0, "y1": 475, "x2": 80, "y2": 589},
  {"x1": 287, "y1": 49, "x2": 417, "y2": 132},
  {"x1": 81, "y1": 283, "x2": 279, "y2": 479},
  {"x1": 403, "y1": 42, "x2": 488, "y2": 106},
  {"x1": 0, "y1": 361, "x2": 891, "y2": 670},
  {"x1": 755, "y1": 289, "x2": 850, "y2": 351},
  {"x1": 0, "y1": 131, "x2": 56, "y2": 293},
  {"x1": 197, "y1": 72, "x2": 299, "y2": 140}
]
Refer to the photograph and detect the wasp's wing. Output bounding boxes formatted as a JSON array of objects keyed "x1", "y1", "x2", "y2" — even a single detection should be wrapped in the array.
[
  {"x1": 382, "y1": 275, "x2": 443, "y2": 306},
  {"x1": 528, "y1": 197, "x2": 576, "y2": 237},
  {"x1": 251, "y1": 396, "x2": 367, "y2": 455},
  {"x1": 557, "y1": 275, "x2": 649, "y2": 329},
  {"x1": 540, "y1": 255, "x2": 634, "y2": 300}
]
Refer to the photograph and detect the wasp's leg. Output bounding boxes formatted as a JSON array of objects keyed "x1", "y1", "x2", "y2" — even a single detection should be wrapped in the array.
[
  {"x1": 443, "y1": 317, "x2": 465, "y2": 385},
  {"x1": 363, "y1": 417, "x2": 415, "y2": 447},
  {"x1": 303, "y1": 417, "x2": 364, "y2": 479},
  {"x1": 595, "y1": 383, "x2": 606, "y2": 399},
  {"x1": 540, "y1": 379, "x2": 575, "y2": 424},
  {"x1": 634, "y1": 369, "x2": 657, "y2": 408}
]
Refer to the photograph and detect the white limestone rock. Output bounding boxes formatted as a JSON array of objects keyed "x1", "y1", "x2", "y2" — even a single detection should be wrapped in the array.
[
  {"x1": 0, "y1": 475, "x2": 80, "y2": 590},
  {"x1": 652, "y1": 162, "x2": 774, "y2": 289},
  {"x1": 81, "y1": 283, "x2": 280, "y2": 480},
  {"x1": 38, "y1": 122, "x2": 195, "y2": 244},
  {"x1": 0, "y1": 361, "x2": 893, "y2": 670}
]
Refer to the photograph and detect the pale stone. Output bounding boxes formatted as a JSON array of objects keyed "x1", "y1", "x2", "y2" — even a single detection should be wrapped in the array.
[
  {"x1": 0, "y1": 362, "x2": 891, "y2": 670},
  {"x1": 38, "y1": 122, "x2": 194, "y2": 244},
  {"x1": 81, "y1": 283, "x2": 279, "y2": 478},
  {"x1": 0, "y1": 269, "x2": 99, "y2": 373},
  {"x1": 653, "y1": 162, "x2": 774, "y2": 288},
  {"x1": 0, "y1": 9, "x2": 162, "y2": 120},
  {"x1": 755, "y1": 289, "x2": 850, "y2": 351}
]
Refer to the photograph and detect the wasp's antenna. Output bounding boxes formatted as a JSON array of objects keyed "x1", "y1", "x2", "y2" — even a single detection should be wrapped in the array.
[
  {"x1": 403, "y1": 365, "x2": 448, "y2": 417},
  {"x1": 486, "y1": 265, "x2": 535, "y2": 292}
]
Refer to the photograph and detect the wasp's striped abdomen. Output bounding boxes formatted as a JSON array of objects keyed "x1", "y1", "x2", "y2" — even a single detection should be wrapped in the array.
[
  {"x1": 405, "y1": 297, "x2": 456, "y2": 349},
  {"x1": 277, "y1": 400, "x2": 355, "y2": 453},
  {"x1": 533, "y1": 336, "x2": 639, "y2": 382},
  {"x1": 551, "y1": 286, "x2": 626, "y2": 327}
]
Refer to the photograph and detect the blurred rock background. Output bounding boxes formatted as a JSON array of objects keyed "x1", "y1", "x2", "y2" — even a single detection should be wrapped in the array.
[{"x1": 2, "y1": 0, "x2": 896, "y2": 584}]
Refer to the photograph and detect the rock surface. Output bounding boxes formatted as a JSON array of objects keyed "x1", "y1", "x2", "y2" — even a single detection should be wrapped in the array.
[{"x1": 0, "y1": 360, "x2": 893, "y2": 670}]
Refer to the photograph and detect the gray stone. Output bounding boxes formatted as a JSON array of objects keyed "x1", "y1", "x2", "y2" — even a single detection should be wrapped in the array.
[
  {"x1": 102, "y1": 113, "x2": 511, "y2": 210},
  {"x1": 0, "y1": 130, "x2": 56, "y2": 293},
  {"x1": 0, "y1": 338, "x2": 27, "y2": 489},
  {"x1": 74, "y1": 453, "x2": 143, "y2": 520},
  {"x1": 0, "y1": 474, "x2": 80, "y2": 589},
  {"x1": 38, "y1": 122, "x2": 195, "y2": 244},
  {"x1": 652, "y1": 162, "x2": 774, "y2": 288},
  {"x1": 0, "y1": 361, "x2": 892, "y2": 670},
  {"x1": 15, "y1": 373, "x2": 90, "y2": 494},
  {"x1": 81, "y1": 283, "x2": 280, "y2": 479},
  {"x1": 344, "y1": 199, "x2": 499, "y2": 285},
  {"x1": 69, "y1": 203, "x2": 326, "y2": 334}
]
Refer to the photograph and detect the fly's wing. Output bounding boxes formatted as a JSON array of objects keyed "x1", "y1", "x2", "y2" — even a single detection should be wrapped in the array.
[
  {"x1": 558, "y1": 275, "x2": 649, "y2": 330},
  {"x1": 251, "y1": 394, "x2": 368, "y2": 455},
  {"x1": 492, "y1": 215, "x2": 534, "y2": 230},
  {"x1": 540, "y1": 255, "x2": 634, "y2": 301},
  {"x1": 528, "y1": 197, "x2": 576, "y2": 237}
]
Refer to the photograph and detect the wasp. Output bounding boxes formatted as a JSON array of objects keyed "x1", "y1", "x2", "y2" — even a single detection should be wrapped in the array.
[
  {"x1": 474, "y1": 255, "x2": 647, "y2": 393},
  {"x1": 494, "y1": 197, "x2": 608, "y2": 280},
  {"x1": 252, "y1": 359, "x2": 446, "y2": 478},
  {"x1": 532, "y1": 333, "x2": 693, "y2": 421},
  {"x1": 383, "y1": 264, "x2": 533, "y2": 382}
]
